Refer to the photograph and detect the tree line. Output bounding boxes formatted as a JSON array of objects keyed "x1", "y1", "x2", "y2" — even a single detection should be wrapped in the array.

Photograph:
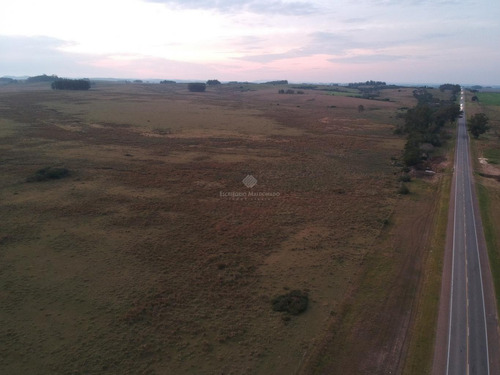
[
  {"x1": 348, "y1": 80, "x2": 386, "y2": 87},
  {"x1": 397, "y1": 88, "x2": 461, "y2": 166},
  {"x1": 439, "y1": 83, "x2": 460, "y2": 94},
  {"x1": 51, "y1": 78, "x2": 90, "y2": 90}
]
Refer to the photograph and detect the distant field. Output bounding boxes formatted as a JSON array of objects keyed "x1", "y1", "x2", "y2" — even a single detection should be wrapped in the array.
[
  {"x1": 0, "y1": 82, "x2": 441, "y2": 374},
  {"x1": 478, "y1": 92, "x2": 500, "y2": 106}
]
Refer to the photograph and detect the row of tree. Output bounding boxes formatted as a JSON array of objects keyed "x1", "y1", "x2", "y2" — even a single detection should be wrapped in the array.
[
  {"x1": 51, "y1": 78, "x2": 90, "y2": 90},
  {"x1": 186, "y1": 80, "x2": 221, "y2": 92},
  {"x1": 348, "y1": 80, "x2": 386, "y2": 87},
  {"x1": 399, "y1": 88, "x2": 461, "y2": 166},
  {"x1": 399, "y1": 87, "x2": 490, "y2": 166},
  {"x1": 439, "y1": 83, "x2": 461, "y2": 94},
  {"x1": 265, "y1": 80, "x2": 288, "y2": 85}
]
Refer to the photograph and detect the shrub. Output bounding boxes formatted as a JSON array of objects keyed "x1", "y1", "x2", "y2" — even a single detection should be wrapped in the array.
[
  {"x1": 398, "y1": 183, "x2": 410, "y2": 195},
  {"x1": 399, "y1": 174, "x2": 411, "y2": 182},
  {"x1": 272, "y1": 290, "x2": 308, "y2": 315},
  {"x1": 27, "y1": 167, "x2": 70, "y2": 182}
]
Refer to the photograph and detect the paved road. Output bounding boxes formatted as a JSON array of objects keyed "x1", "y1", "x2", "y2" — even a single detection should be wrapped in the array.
[{"x1": 445, "y1": 91, "x2": 490, "y2": 374}]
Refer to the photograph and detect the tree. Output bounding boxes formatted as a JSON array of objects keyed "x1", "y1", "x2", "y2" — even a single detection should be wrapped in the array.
[
  {"x1": 434, "y1": 103, "x2": 461, "y2": 127},
  {"x1": 404, "y1": 104, "x2": 433, "y2": 134},
  {"x1": 468, "y1": 113, "x2": 490, "y2": 138},
  {"x1": 188, "y1": 83, "x2": 206, "y2": 92},
  {"x1": 439, "y1": 83, "x2": 460, "y2": 95},
  {"x1": 51, "y1": 78, "x2": 90, "y2": 90},
  {"x1": 402, "y1": 138, "x2": 422, "y2": 166},
  {"x1": 206, "y1": 79, "x2": 221, "y2": 86}
]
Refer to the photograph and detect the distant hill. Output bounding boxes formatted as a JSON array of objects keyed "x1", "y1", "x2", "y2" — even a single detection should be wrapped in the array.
[
  {"x1": 0, "y1": 77, "x2": 18, "y2": 84},
  {"x1": 26, "y1": 74, "x2": 59, "y2": 83}
]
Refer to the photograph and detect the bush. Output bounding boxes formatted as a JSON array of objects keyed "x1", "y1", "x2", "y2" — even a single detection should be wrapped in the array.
[
  {"x1": 188, "y1": 83, "x2": 206, "y2": 92},
  {"x1": 27, "y1": 167, "x2": 70, "y2": 182},
  {"x1": 398, "y1": 183, "x2": 410, "y2": 195},
  {"x1": 272, "y1": 290, "x2": 308, "y2": 315},
  {"x1": 399, "y1": 174, "x2": 411, "y2": 182}
]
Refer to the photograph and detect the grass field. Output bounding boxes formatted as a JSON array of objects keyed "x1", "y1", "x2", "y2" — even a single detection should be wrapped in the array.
[
  {"x1": 0, "y1": 82, "x2": 444, "y2": 374},
  {"x1": 484, "y1": 148, "x2": 500, "y2": 164},
  {"x1": 477, "y1": 92, "x2": 500, "y2": 106}
]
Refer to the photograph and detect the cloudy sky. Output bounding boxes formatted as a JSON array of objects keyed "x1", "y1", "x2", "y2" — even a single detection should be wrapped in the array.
[{"x1": 1, "y1": 0, "x2": 499, "y2": 84}]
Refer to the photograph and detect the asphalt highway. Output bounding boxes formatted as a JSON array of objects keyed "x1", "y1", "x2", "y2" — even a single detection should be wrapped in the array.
[{"x1": 445, "y1": 92, "x2": 489, "y2": 374}]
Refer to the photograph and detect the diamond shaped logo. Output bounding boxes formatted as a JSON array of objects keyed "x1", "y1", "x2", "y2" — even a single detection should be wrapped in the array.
[{"x1": 242, "y1": 175, "x2": 257, "y2": 188}]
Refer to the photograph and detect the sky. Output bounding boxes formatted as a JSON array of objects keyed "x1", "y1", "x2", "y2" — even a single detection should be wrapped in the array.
[{"x1": 1, "y1": 0, "x2": 499, "y2": 84}]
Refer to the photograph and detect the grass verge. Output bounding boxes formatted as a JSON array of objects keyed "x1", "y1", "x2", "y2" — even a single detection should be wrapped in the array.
[
  {"x1": 483, "y1": 148, "x2": 500, "y2": 164},
  {"x1": 476, "y1": 183, "x2": 500, "y2": 308},
  {"x1": 402, "y1": 173, "x2": 451, "y2": 375},
  {"x1": 401, "y1": 123, "x2": 457, "y2": 375}
]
